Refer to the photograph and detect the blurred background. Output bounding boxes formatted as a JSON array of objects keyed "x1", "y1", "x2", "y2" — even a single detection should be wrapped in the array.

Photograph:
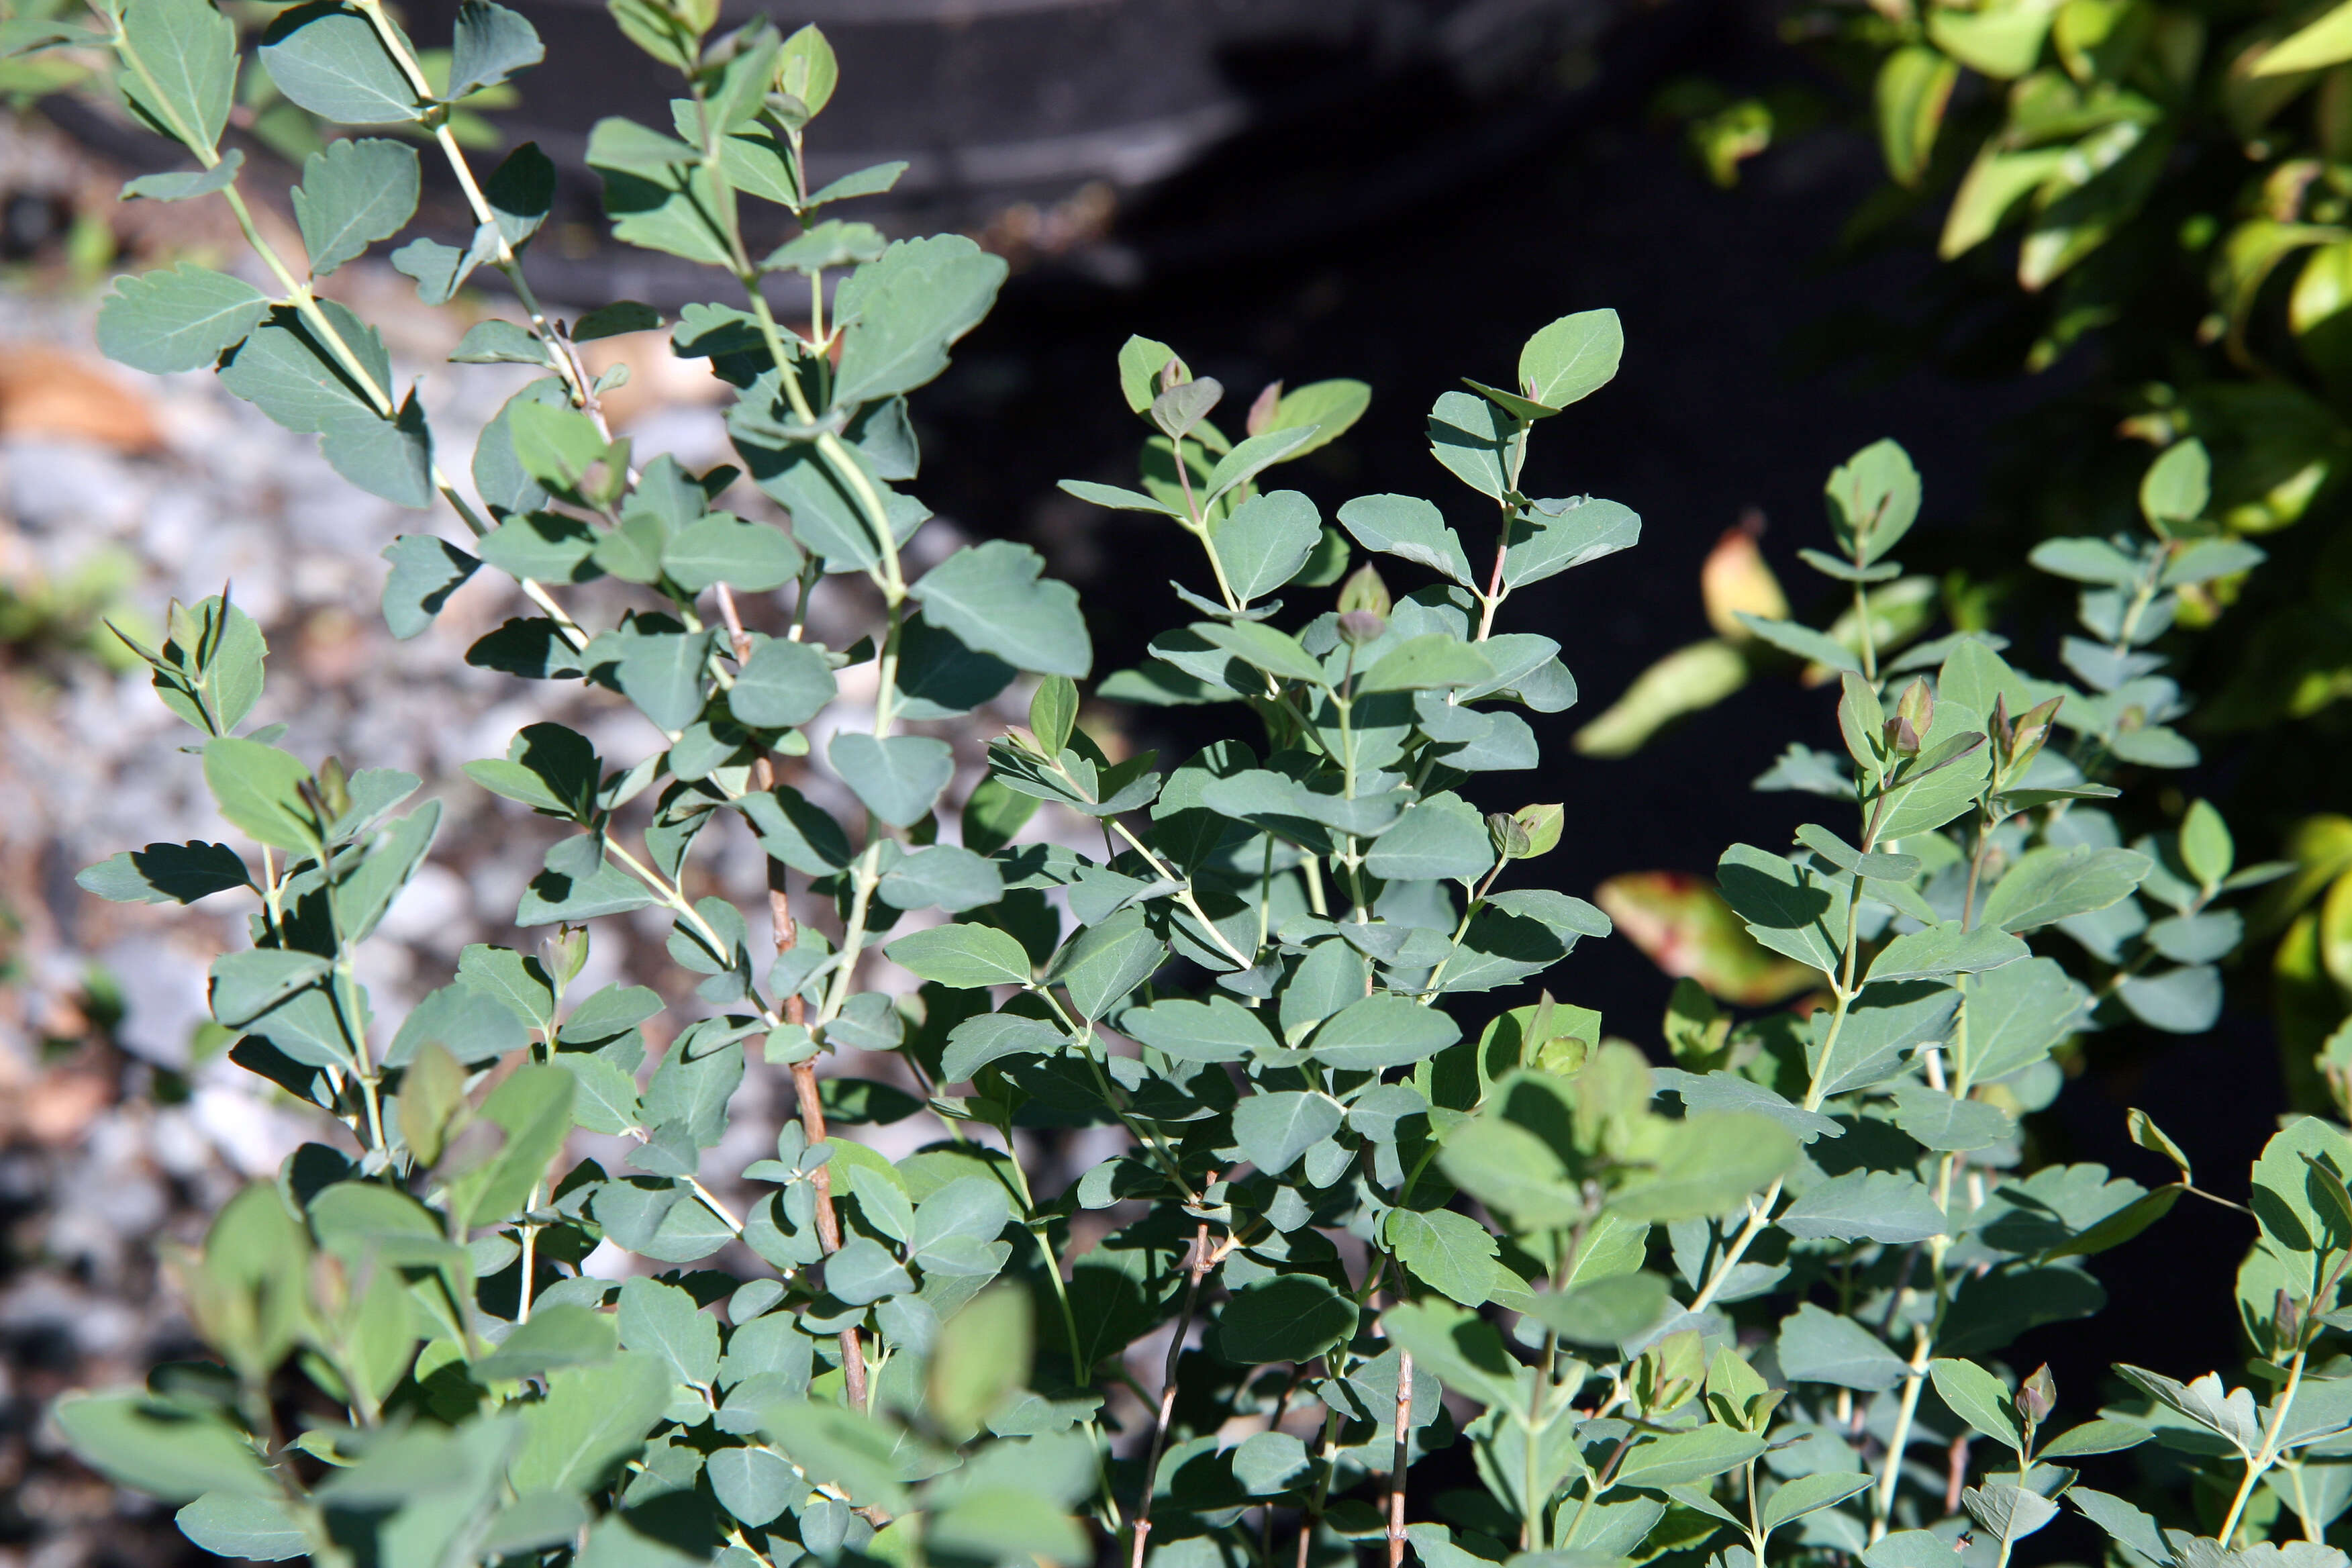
[{"x1": 0, "y1": 0, "x2": 2324, "y2": 1559}]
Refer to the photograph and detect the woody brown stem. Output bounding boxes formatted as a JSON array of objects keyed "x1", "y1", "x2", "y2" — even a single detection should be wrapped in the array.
[
  {"x1": 727, "y1": 579, "x2": 863, "y2": 1410},
  {"x1": 1389, "y1": 1350, "x2": 1413, "y2": 1568},
  {"x1": 1130, "y1": 1224, "x2": 1215, "y2": 1568}
]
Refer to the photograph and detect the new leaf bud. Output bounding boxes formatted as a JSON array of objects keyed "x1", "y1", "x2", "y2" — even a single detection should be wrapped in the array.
[
  {"x1": 1158, "y1": 357, "x2": 1189, "y2": 393},
  {"x1": 1895, "y1": 677, "x2": 1934, "y2": 740},
  {"x1": 1338, "y1": 562, "x2": 1391, "y2": 619},
  {"x1": 541, "y1": 924, "x2": 591, "y2": 993},
  {"x1": 1512, "y1": 803, "x2": 1565, "y2": 858},
  {"x1": 2018, "y1": 1365, "x2": 2056, "y2": 1425},
  {"x1": 1487, "y1": 811, "x2": 1532, "y2": 859},
  {"x1": 1246, "y1": 380, "x2": 1283, "y2": 437},
  {"x1": 1338, "y1": 609, "x2": 1387, "y2": 647},
  {"x1": 2010, "y1": 695, "x2": 2062, "y2": 773}
]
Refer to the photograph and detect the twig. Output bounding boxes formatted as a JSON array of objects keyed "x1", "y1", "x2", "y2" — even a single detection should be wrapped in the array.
[
  {"x1": 790, "y1": 1057, "x2": 868, "y2": 1412},
  {"x1": 1388, "y1": 1351, "x2": 1414, "y2": 1568},
  {"x1": 1131, "y1": 1223, "x2": 1216, "y2": 1568}
]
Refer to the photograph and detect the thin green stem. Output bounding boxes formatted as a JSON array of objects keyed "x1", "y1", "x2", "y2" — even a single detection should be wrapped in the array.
[{"x1": 2221, "y1": 1344, "x2": 2310, "y2": 1545}]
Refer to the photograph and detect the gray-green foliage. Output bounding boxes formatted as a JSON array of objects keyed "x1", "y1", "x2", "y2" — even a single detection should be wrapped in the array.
[{"x1": 44, "y1": 3, "x2": 2337, "y2": 1567}]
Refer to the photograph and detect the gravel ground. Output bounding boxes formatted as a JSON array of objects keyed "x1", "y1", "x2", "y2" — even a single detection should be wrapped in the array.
[{"x1": 0, "y1": 111, "x2": 1110, "y2": 1565}]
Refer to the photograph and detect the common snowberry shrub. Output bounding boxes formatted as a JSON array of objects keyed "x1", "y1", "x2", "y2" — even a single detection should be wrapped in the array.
[{"x1": 36, "y1": 4, "x2": 2343, "y2": 1568}]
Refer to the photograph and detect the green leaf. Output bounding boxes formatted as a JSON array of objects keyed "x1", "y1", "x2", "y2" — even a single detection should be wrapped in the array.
[
  {"x1": 1501, "y1": 497, "x2": 1641, "y2": 589},
  {"x1": 1309, "y1": 995, "x2": 1459, "y2": 1071},
  {"x1": 379, "y1": 534, "x2": 477, "y2": 640},
  {"x1": 2038, "y1": 1419, "x2": 2151, "y2": 1459},
  {"x1": 1215, "y1": 489, "x2": 1322, "y2": 604},
  {"x1": 448, "y1": 0, "x2": 542, "y2": 97},
  {"x1": 830, "y1": 235, "x2": 1008, "y2": 408},
  {"x1": 1760, "y1": 1473, "x2": 1875, "y2": 1536},
  {"x1": 1979, "y1": 846, "x2": 2151, "y2": 933},
  {"x1": 510, "y1": 1354, "x2": 672, "y2": 1493},
  {"x1": 1888, "y1": 1086, "x2": 2014, "y2": 1152},
  {"x1": 619, "y1": 1275, "x2": 721, "y2": 1388},
  {"x1": 1736, "y1": 613, "x2": 1861, "y2": 673},
  {"x1": 828, "y1": 732, "x2": 952, "y2": 827},
  {"x1": 175, "y1": 1493, "x2": 307, "y2": 1561},
  {"x1": 1383, "y1": 1208, "x2": 1500, "y2": 1306},
  {"x1": 97, "y1": 264, "x2": 269, "y2": 374},
  {"x1": 52, "y1": 1393, "x2": 275, "y2": 1502},
  {"x1": 2255, "y1": 1, "x2": 2352, "y2": 72},
  {"x1": 78, "y1": 841, "x2": 251, "y2": 905},
  {"x1": 1814, "y1": 981, "x2": 1959, "y2": 1097},
  {"x1": 1928, "y1": 1357, "x2": 2023, "y2": 1449},
  {"x1": 2069, "y1": 1488, "x2": 2171, "y2": 1565},
  {"x1": 483, "y1": 1493, "x2": 593, "y2": 1557},
  {"x1": 1359, "y1": 634, "x2": 1493, "y2": 693},
  {"x1": 1778, "y1": 1170, "x2": 1947, "y2": 1243},
  {"x1": 445, "y1": 1062, "x2": 575, "y2": 1227},
  {"x1": 1824, "y1": 437, "x2": 1922, "y2": 565},
  {"x1": 808, "y1": 160, "x2": 908, "y2": 205},
  {"x1": 471, "y1": 1304, "x2": 621, "y2": 1382},
  {"x1": 118, "y1": 0, "x2": 236, "y2": 154},
  {"x1": 1264, "y1": 379, "x2": 1370, "y2": 457},
  {"x1": 509, "y1": 399, "x2": 609, "y2": 495},
  {"x1": 1334, "y1": 493, "x2": 1477, "y2": 584},
  {"x1": 567, "y1": 1055, "x2": 645, "y2": 1134},
  {"x1": 1427, "y1": 390, "x2": 1512, "y2": 500},
  {"x1": 911, "y1": 542, "x2": 1091, "y2": 677},
  {"x1": 826, "y1": 1235, "x2": 913, "y2": 1304},
  {"x1": 1195, "y1": 620, "x2": 1326, "y2": 685},
  {"x1": 293, "y1": 138, "x2": 419, "y2": 276},
  {"x1": 2029, "y1": 537, "x2": 2143, "y2": 587},
  {"x1": 1778, "y1": 1302, "x2": 1910, "y2": 1390},
  {"x1": 1865, "y1": 921, "x2": 2027, "y2": 983},
  {"x1": 1120, "y1": 995, "x2": 1276, "y2": 1064},
  {"x1": 322, "y1": 387, "x2": 434, "y2": 509},
  {"x1": 1216, "y1": 1275, "x2": 1357, "y2": 1365},
  {"x1": 738, "y1": 785, "x2": 853, "y2": 875},
  {"x1": 1876, "y1": 44, "x2": 1957, "y2": 187},
  {"x1": 940, "y1": 1012, "x2": 1061, "y2": 1081},
  {"x1": 1717, "y1": 844, "x2": 1840, "y2": 975},
  {"x1": 1057, "y1": 479, "x2": 1184, "y2": 518},
  {"x1": 1957, "y1": 957, "x2": 2087, "y2": 1083},
  {"x1": 216, "y1": 301, "x2": 386, "y2": 434},
  {"x1": 1515, "y1": 308, "x2": 1623, "y2": 411},
  {"x1": 1963, "y1": 1484, "x2": 2059, "y2": 1546},
  {"x1": 888, "y1": 923, "x2": 1034, "y2": 988},
  {"x1": 664, "y1": 516, "x2": 799, "y2": 593},
  {"x1": 585, "y1": 623, "x2": 713, "y2": 733},
  {"x1": 1613, "y1": 1426, "x2": 1769, "y2": 1491},
  {"x1": 724, "y1": 639, "x2": 835, "y2": 731},
  {"x1": 1049, "y1": 908, "x2": 1163, "y2": 1018},
  {"x1": 258, "y1": 2, "x2": 424, "y2": 124},
  {"x1": 878, "y1": 844, "x2": 1003, "y2": 914},
  {"x1": 203, "y1": 737, "x2": 317, "y2": 850},
  {"x1": 122, "y1": 151, "x2": 244, "y2": 202},
  {"x1": 2127, "y1": 1107, "x2": 2194, "y2": 1184},
  {"x1": 1364, "y1": 793, "x2": 1496, "y2": 883},
  {"x1": 1440, "y1": 1116, "x2": 1579, "y2": 1228},
  {"x1": 2182, "y1": 799, "x2": 2235, "y2": 887},
  {"x1": 1233, "y1": 1090, "x2": 1341, "y2": 1174},
  {"x1": 1520, "y1": 1271, "x2": 1671, "y2": 1346},
  {"x1": 1608, "y1": 1112, "x2": 1799, "y2": 1223},
  {"x1": 1202, "y1": 426, "x2": 1322, "y2": 507},
  {"x1": 1380, "y1": 1300, "x2": 1524, "y2": 1411},
  {"x1": 763, "y1": 219, "x2": 887, "y2": 274}
]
